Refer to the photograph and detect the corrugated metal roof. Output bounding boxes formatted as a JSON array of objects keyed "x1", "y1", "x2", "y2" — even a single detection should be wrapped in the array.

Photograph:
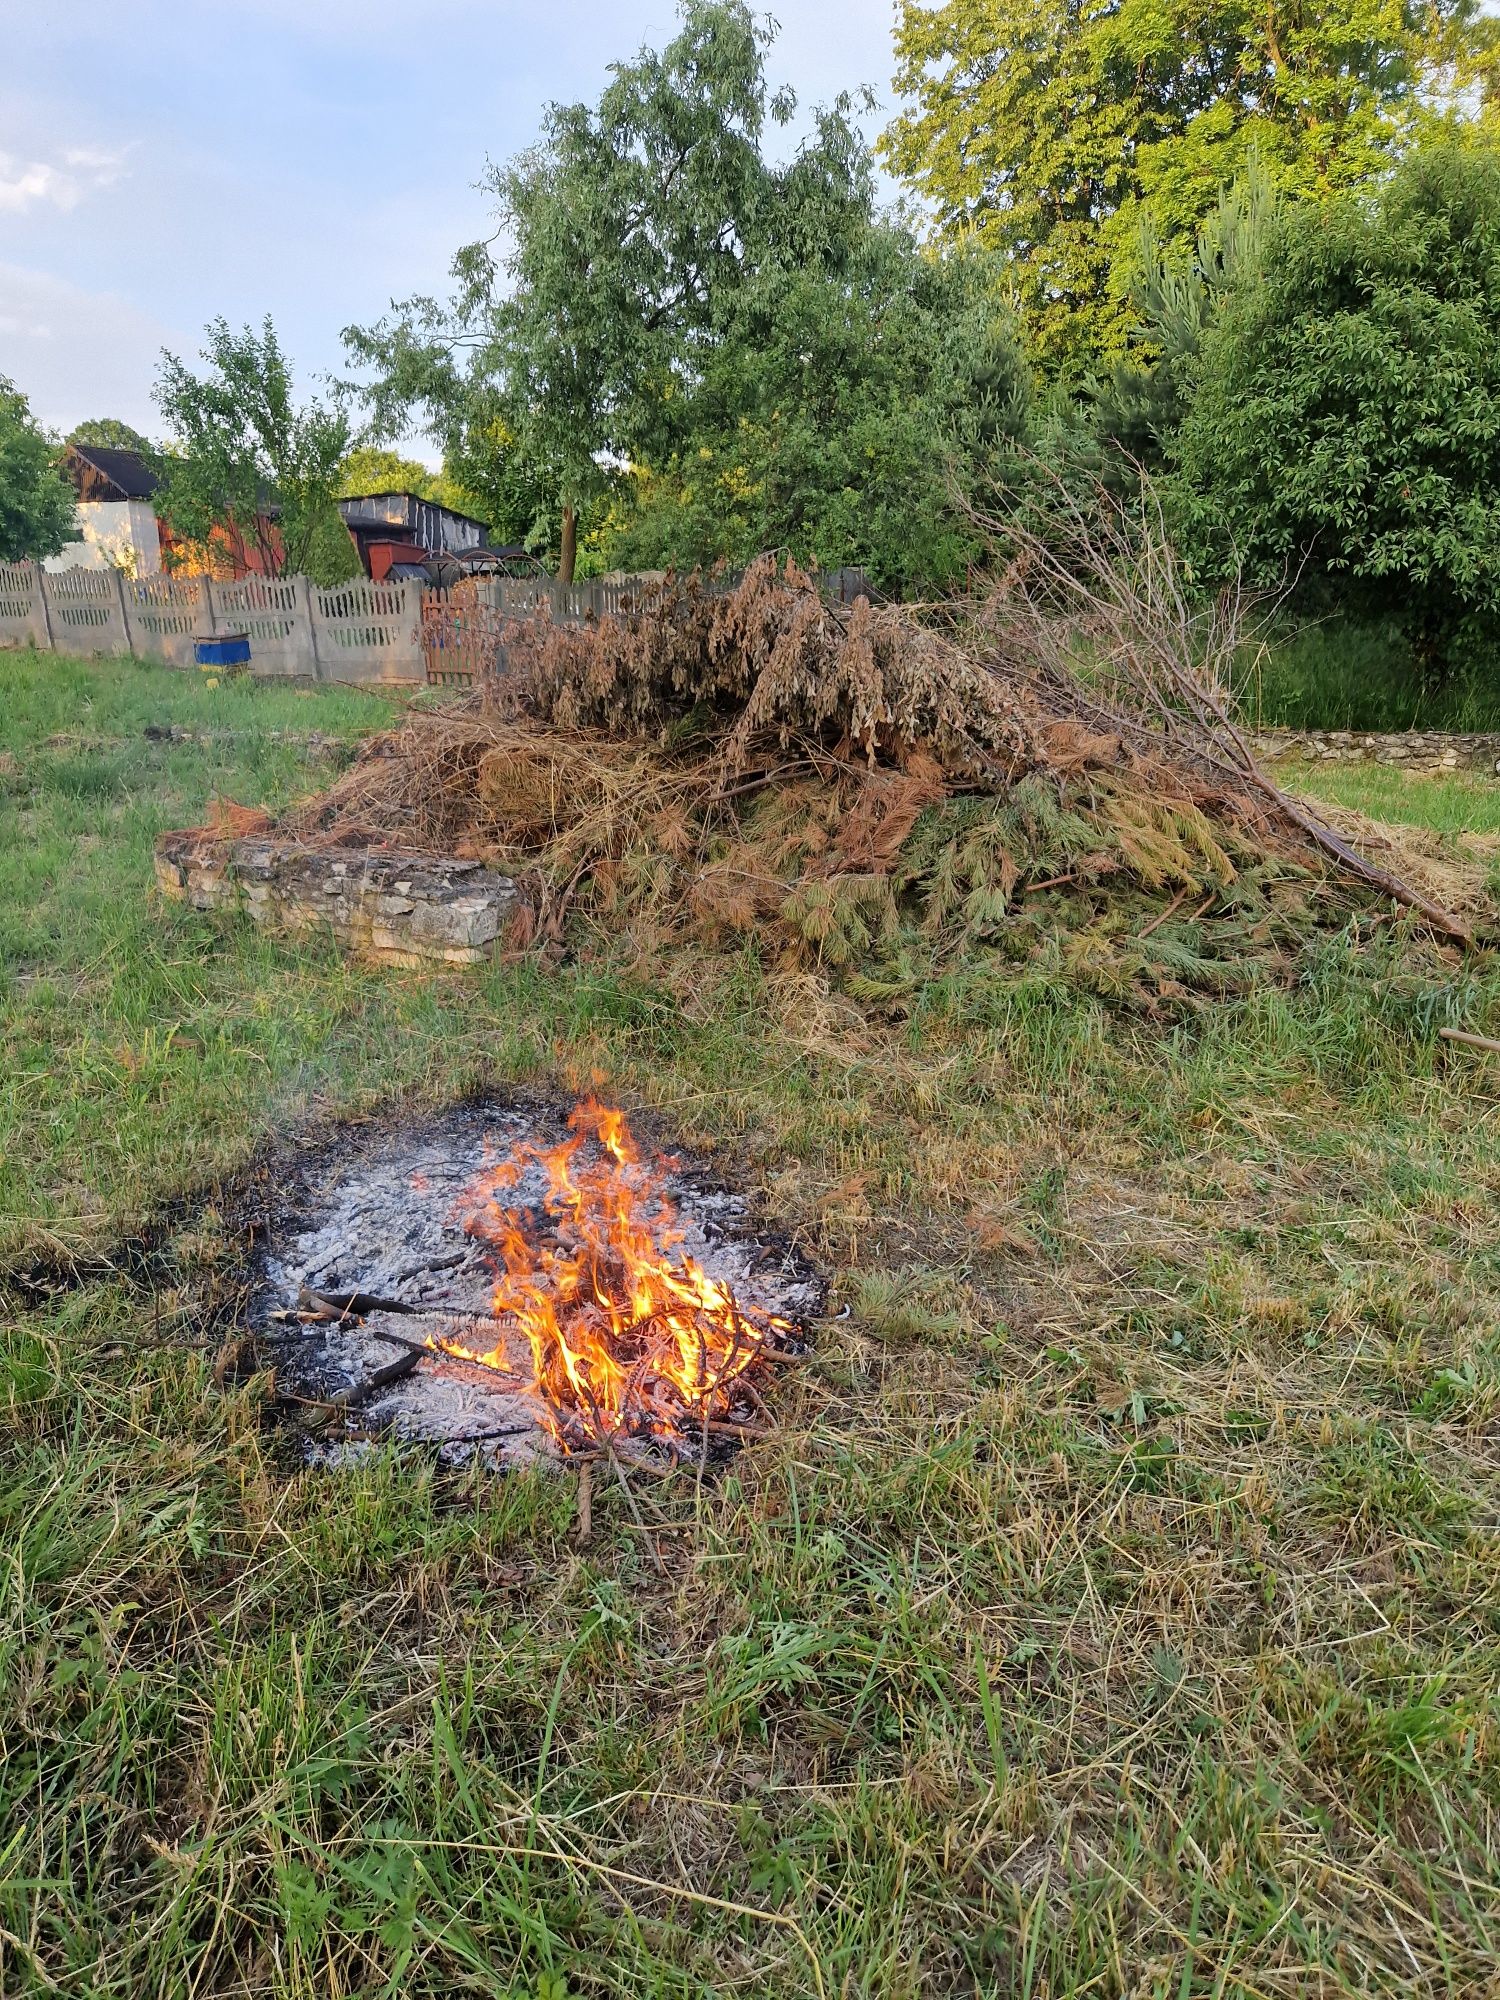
[{"x1": 337, "y1": 491, "x2": 493, "y2": 539}]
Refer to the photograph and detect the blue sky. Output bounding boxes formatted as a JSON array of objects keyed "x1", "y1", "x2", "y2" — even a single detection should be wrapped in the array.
[{"x1": 0, "y1": 1, "x2": 901, "y2": 453}]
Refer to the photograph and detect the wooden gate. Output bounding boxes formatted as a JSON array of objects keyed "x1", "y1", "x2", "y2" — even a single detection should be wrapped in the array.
[{"x1": 420, "y1": 592, "x2": 509, "y2": 687}]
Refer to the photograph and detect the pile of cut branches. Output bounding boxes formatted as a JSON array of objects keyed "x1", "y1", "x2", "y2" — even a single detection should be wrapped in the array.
[{"x1": 270, "y1": 534, "x2": 1471, "y2": 1005}]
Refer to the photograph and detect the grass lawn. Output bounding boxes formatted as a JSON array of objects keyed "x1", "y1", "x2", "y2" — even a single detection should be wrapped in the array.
[
  {"x1": 4, "y1": 647, "x2": 1500, "y2": 1998},
  {"x1": 1288, "y1": 760, "x2": 1500, "y2": 838}
]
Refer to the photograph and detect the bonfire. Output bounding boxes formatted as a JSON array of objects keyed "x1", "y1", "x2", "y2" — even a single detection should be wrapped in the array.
[
  {"x1": 438, "y1": 1099, "x2": 797, "y2": 1455},
  {"x1": 262, "y1": 1096, "x2": 812, "y2": 1467}
]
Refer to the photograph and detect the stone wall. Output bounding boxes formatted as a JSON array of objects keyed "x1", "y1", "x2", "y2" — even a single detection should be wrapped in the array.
[
  {"x1": 1251, "y1": 730, "x2": 1500, "y2": 775},
  {"x1": 155, "y1": 831, "x2": 520, "y2": 966}
]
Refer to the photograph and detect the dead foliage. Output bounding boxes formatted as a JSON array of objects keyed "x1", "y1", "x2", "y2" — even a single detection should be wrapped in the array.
[{"x1": 266, "y1": 551, "x2": 1474, "y2": 1005}]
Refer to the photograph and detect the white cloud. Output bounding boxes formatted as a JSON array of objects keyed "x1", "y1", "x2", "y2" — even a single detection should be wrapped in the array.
[
  {"x1": 0, "y1": 159, "x2": 74, "y2": 213},
  {"x1": 0, "y1": 263, "x2": 180, "y2": 434},
  {"x1": 0, "y1": 145, "x2": 129, "y2": 214},
  {"x1": 63, "y1": 146, "x2": 129, "y2": 178}
]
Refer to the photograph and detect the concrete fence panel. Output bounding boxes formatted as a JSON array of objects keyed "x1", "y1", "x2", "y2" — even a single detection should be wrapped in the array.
[
  {"x1": 0, "y1": 561, "x2": 50, "y2": 650},
  {"x1": 212, "y1": 574, "x2": 315, "y2": 677},
  {"x1": 473, "y1": 577, "x2": 555, "y2": 619},
  {"x1": 46, "y1": 568, "x2": 130, "y2": 656},
  {"x1": 469, "y1": 576, "x2": 667, "y2": 623},
  {"x1": 123, "y1": 574, "x2": 208, "y2": 668},
  {"x1": 5, "y1": 563, "x2": 671, "y2": 687},
  {"x1": 311, "y1": 578, "x2": 423, "y2": 683}
]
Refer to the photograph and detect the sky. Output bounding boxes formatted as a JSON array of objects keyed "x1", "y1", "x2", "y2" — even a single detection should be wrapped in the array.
[{"x1": 0, "y1": 1, "x2": 902, "y2": 459}]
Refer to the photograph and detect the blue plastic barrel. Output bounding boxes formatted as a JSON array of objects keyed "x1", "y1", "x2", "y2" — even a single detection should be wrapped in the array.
[{"x1": 195, "y1": 633, "x2": 251, "y2": 669}]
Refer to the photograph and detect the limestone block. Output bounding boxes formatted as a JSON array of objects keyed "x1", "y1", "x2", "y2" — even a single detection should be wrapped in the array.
[
  {"x1": 1246, "y1": 728, "x2": 1500, "y2": 776},
  {"x1": 154, "y1": 829, "x2": 520, "y2": 968}
]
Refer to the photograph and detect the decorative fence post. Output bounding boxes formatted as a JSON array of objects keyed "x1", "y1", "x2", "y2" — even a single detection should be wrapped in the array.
[
  {"x1": 37, "y1": 562, "x2": 55, "y2": 651},
  {"x1": 110, "y1": 569, "x2": 130, "y2": 651},
  {"x1": 292, "y1": 573, "x2": 321, "y2": 679},
  {"x1": 119, "y1": 573, "x2": 144, "y2": 657}
]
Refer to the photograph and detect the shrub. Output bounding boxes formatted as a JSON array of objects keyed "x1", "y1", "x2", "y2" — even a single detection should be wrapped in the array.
[{"x1": 1175, "y1": 142, "x2": 1500, "y2": 683}]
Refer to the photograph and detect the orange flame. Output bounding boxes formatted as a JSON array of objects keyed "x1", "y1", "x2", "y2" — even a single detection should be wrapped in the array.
[{"x1": 437, "y1": 1102, "x2": 794, "y2": 1454}]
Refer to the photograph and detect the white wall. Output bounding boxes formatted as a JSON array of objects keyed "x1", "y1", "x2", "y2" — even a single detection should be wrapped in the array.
[{"x1": 44, "y1": 499, "x2": 162, "y2": 576}]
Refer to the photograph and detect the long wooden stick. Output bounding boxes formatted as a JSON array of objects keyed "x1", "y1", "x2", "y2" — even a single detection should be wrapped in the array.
[
  {"x1": 321, "y1": 1348, "x2": 422, "y2": 1411},
  {"x1": 1217, "y1": 733, "x2": 1474, "y2": 945},
  {"x1": 1439, "y1": 1026, "x2": 1500, "y2": 1055}
]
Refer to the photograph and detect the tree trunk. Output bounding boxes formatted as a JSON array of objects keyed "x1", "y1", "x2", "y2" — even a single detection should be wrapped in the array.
[{"x1": 558, "y1": 502, "x2": 577, "y2": 585}]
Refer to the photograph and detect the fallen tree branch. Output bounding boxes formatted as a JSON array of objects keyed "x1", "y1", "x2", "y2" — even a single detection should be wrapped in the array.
[{"x1": 965, "y1": 462, "x2": 1474, "y2": 945}]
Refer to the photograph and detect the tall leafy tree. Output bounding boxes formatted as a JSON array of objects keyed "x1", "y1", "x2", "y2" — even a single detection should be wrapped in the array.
[
  {"x1": 0, "y1": 377, "x2": 78, "y2": 563},
  {"x1": 154, "y1": 318, "x2": 357, "y2": 582},
  {"x1": 336, "y1": 446, "x2": 441, "y2": 499},
  {"x1": 1173, "y1": 141, "x2": 1500, "y2": 678},
  {"x1": 598, "y1": 228, "x2": 1029, "y2": 592},
  {"x1": 67, "y1": 418, "x2": 153, "y2": 453},
  {"x1": 346, "y1": 1, "x2": 872, "y2": 580},
  {"x1": 885, "y1": 0, "x2": 1489, "y2": 369}
]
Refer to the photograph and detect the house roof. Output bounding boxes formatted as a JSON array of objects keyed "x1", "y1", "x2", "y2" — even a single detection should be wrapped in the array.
[
  {"x1": 66, "y1": 444, "x2": 162, "y2": 502},
  {"x1": 337, "y1": 491, "x2": 493, "y2": 535}
]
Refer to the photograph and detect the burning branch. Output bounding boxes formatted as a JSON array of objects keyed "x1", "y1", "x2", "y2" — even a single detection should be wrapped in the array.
[{"x1": 437, "y1": 1099, "x2": 800, "y2": 1460}]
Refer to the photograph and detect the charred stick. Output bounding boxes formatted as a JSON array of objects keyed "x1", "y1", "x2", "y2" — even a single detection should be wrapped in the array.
[
  {"x1": 317, "y1": 1348, "x2": 422, "y2": 1414},
  {"x1": 395, "y1": 1252, "x2": 467, "y2": 1283},
  {"x1": 298, "y1": 1283, "x2": 417, "y2": 1320},
  {"x1": 445, "y1": 1421, "x2": 534, "y2": 1445}
]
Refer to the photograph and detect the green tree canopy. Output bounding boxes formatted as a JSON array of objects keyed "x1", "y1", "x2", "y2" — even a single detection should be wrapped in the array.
[
  {"x1": 154, "y1": 318, "x2": 358, "y2": 583},
  {"x1": 336, "y1": 446, "x2": 440, "y2": 500},
  {"x1": 346, "y1": 0, "x2": 874, "y2": 579},
  {"x1": 598, "y1": 228, "x2": 1029, "y2": 593},
  {"x1": 0, "y1": 378, "x2": 78, "y2": 563},
  {"x1": 67, "y1": 418, "x2": 153, "y2": 454},
  {"x1": 885, "y1": 0, "x2": 1488, "y2": 369},
  {"x1": 1173, "y1": 141, "x2": 1500, "y2": 675}
]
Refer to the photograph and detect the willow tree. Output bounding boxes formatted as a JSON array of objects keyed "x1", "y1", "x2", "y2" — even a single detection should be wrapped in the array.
[
  {"x1": 884, "y1": 0, "x2": 1491, "y2": 369},
  {"x1": 346, "y1": 0, "x2": 872, "y2": 581}
]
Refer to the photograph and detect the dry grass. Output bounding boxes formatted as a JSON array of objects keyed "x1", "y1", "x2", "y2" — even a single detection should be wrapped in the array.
[{"x1": 5, "y1": 650, "x2": 1500, "y2": 1998}]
